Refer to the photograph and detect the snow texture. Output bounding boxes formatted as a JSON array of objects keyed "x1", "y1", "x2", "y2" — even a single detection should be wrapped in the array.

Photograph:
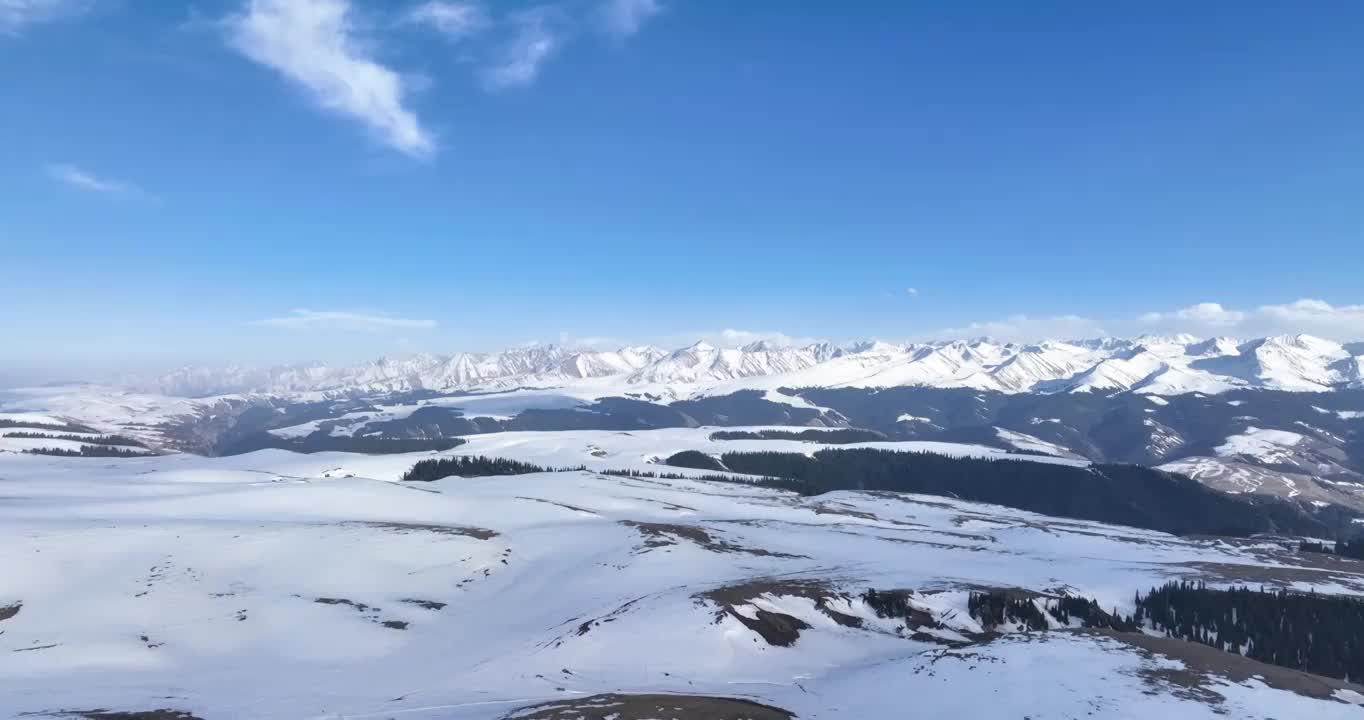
[{"x1": 3, "y1": 428, "x2": 1364, "y2": 718}]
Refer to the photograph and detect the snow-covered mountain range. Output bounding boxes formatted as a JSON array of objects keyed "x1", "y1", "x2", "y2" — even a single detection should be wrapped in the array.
[{"x1": 132, "y1": 334, "x2": 1364, "y2": 398}]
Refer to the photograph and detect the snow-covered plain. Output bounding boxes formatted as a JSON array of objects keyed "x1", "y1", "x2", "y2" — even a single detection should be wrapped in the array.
[
  {"x1": 3, "y1": 430, "x2": 1364, "y2": 718},
  {"x1": 441, "y1": 426, "x2": 1092, "y2": 472}
]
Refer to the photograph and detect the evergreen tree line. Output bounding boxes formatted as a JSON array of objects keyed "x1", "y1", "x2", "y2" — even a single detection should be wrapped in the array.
[
  {"x1": 4, "y1": 431, "x2": 146, "y2": 448},
  {"x1": 399, "y1": 454, "x2": 814, "y2": 492},
  {"x1": 401, "y1": 455, "x2": 585, "y2": 482},
  {"x1": 663, "y1": 450, "x2": 728, "y2": 471},
  {"x1": 955, "y1": 582, "x2": 1364, "y2": 681},
  {"x1": 709, "y1": 428, "x2": 887, "y2": 444},
  {"x1": 1134, "y1": 580, "x2": 1364, "y2": 681},
  {"x1": 23, "y1": 445, "x2": 156, "y2": 458},
  {"x1": 861, "y1": 589, "x2": 937, "y2": 628},
  {"x1": 0, "y1": 418, "x2": 100, "y2": 434},
  {"x1": 966, "y1": 590, "x2": 1138, "y2": 633},
  {"x1": 861, "y1": 587, "x2": 1137, "y2": 635},
  {"x1": 598, "y1": 468, "x2": 819, "y2": 495},
  {"x1": 1299, "y1": 539, "x2": 1364, "y2": 561},
  {"x1": 712, "y1": 448, "x2": 1330, "y2": 537},
  {"x1": 225, "y1": 433, "x2": 466, "y2": 455}
]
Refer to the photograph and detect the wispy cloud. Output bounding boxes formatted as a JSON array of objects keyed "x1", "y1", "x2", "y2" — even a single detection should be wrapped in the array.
[
  {"x1": 45, "y1": 162, "x2": 158, "y2": 202},
  {"x1": 905, "y1": 287, "x2": 919, "y2": 297},
  {"x1": 226, "y1": 0, "x2": 434, "y2": 158},
  {"x1": 557, "y1": 332, "x2": 628, "y2": 350},
  {"x1": 664, "y1": 328, "x2": 821, "y2": 349},
  {"x1": 45, "y1": 163, "x2": 131, "y2": 193},
  {"x1": 481, "y1": 8, "x2": 559, "y2": 90},
  {"x1": 928, "y1": 314, "x2": 1107, "y2": 343},
  {"x1": 478, "y1": 0, "x2": 659, "y2": 90},
  {"x1": 599, "y1": 0, "x2": 660, "y2": 40},
  {"x1": 925, "y1": 298, "x2": 1364, "y2": 344},
  {"x1": 0, "y1": 0, "x2": 89, "y2": 35},
  {"x1": 405, "y1": 0, "x2": 486, "y2": 40},
  {"x1": 253, "y1": 309, "x2": 437, "y2": 331}
]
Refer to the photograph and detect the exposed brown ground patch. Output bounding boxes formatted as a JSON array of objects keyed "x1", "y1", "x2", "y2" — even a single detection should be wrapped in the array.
[
  {"x1": 1181, "y1": 560, "x2": 1364, "y2": 591},
  {"x1": 399, "y1": 598, "x2": 447, "y2": 610},
  {"x1": 310, "y1": 596, "x2": 413, "y2": 630},
  {"x1": 314, "y1": 596, "x2": 375, "y2": 612},
  {"x1": 730, "y1": 609, "x2": 810, "y2": 646},
  {"x1": 812, "y1": 501, "x2": 932, "y2": 530},
  {"x1": 612, "y1": 476, "x2": 789, "y2": 501},
  {"x1": 620, "y1": 495, "x2": 698, "y2": 512},
  {"x1": 1255, "y1": 546, "x2": 1364, "y2": 573},
  {"x1": 812, "y1": 503, "x2": 880, "y2": 521},
  {"x1": 545, "y1": 594, "x2": 652, "y2": 647},
  {"x1": 866, "y1": 492, "x2": 959, "y2": 510},
  {"x1": 1178, "y1": 539, "x2": 1364, "y2": 589},
  {"x1": 12, "y1": 643, "x2": 58, "y2": 652},
  {"x1": 80, "y1": 712, "x2": 204, "y2": 720},
  {"x1": 347, "y1": 520, "x2": 498, "y2": 540},
  {"x1": 1093, "y1": 629, "x2": 1364, "y2": 704},
  {"x1": 26, "y1": 711, "x2": 204, "y2": 720},
  {"x1": 699, "y1": 578, "x2": 837, "y2": 607},
  {"x1": 697, "y1": 578, "x2": 865, "y2": 646},
  {"x1": 515, "y1": 496, "x2": 600, "y2": 515},
  {"x1": 1041, "y1": 526, "x2": 1188, "y2": 547},
  {"x1": 620, "y1": 521, "x2": 806, "y2": 558},
  {"x1": 502, "y1": 693, "x2": 793, "y2": 720},
  {"x1": 711, "y1": 517, "x2": 986, "y2": 548}
]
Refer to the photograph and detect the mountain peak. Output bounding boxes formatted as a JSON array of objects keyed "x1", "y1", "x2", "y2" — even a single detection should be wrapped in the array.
[
  {"x1": 740, "y1": 340, "x2": 781, "y2": 352},
  {"x1": 847, "y1": 340, "x2": 902, "y2": 354},
  {"x1": 121, "y1": 333, "x2": 1362, "y2": 398}
]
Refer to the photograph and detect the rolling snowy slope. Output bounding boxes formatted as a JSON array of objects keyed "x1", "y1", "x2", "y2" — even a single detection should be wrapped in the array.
[{"x1": 3, "y1": 440, "x2": 1364, "y2": 718}]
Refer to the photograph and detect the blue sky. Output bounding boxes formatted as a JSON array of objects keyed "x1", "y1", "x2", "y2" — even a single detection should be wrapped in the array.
[{"x1": 3, "y1": 1, "x2": 1363, "y2": 380}]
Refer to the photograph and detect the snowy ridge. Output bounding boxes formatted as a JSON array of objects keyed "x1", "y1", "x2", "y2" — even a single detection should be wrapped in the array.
[
  {"x1": 126, "y1": 334, "x2": 1364, "y2": 399},
  {"x1": 141, "y1": 345, "x2": 669, "y2": 397}
]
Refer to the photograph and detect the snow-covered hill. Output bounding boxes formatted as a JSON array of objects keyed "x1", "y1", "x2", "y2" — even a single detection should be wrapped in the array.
[
  {"x1": 123, "y1": 334, "x2": 1364, "y2": 399},
  {"x1": 3, "y1": 436, "x2": 1363, "y2": 718}
]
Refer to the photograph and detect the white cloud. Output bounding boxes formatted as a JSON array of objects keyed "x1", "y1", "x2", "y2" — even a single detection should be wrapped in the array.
[
  {"x1": 253, "y1": 309, "x2": 436, "y2": 331},
  {"x1": 1138, "y1": 299, "x2": 1364, "y2": 341},
  {"x1": 557, "y1": 332, "x2": 628, "y2": 350},
  {"x1": 599, "y1": 0, "x2": 660, "y2": 39},
  {"x1": 909, "y1": 299, "x2": 1364, "y2": 345},
  {"x1": 928, "y1": 314, "x2": 1107, "y2": 343},
  {"x1": 1256, "y1": 299, "x2": 1364, "y2": 340},
  {"x1": 405, "y1": 0, "x2": 486, "y2": 40},
  {"x1": 905, "y1": 287, "x2": 919, "y2": 297},
  {"x1": 45, "y1": 163, "x2": 129, "y2": 194},
  {"x1": 1138, "y1": 302, "x2": 1245, "y2": 329},
  {"x1": 226, "y1": 0, "x2": 434, "y2": 157},
  {"x1": 667, "y1": 329, "x2": 820, "y2": 348},
  {"x1": 481, "y1": 8, "x2": 559, "y2": 90},
  {"x1": 717, "y1": 329, "x2": 799, "y2": 347},
  {"x1": 0, "y1": 0, "x2": 88, "y2": 35}
]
